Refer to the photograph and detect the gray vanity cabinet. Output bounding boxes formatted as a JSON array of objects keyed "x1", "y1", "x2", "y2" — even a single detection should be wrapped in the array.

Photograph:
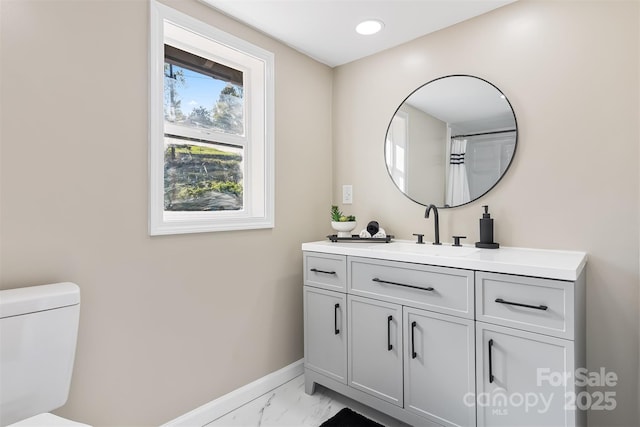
[
  {"x1": 347, "y1": 295, "x2": 403, "y2": 406},
  {"x1": 475, "y1": 271, "x2": 586, "y2": 427},
  {"x1": 303, "y1": 244, "x2": 586, "y2": 427},
  {"x1": 476, "y1": 323, "x2": 575, "y2": 427},
  {"x1": 303, "y1": 286, "x2": 347, "y2": 385},
  {"x1": 303, "y1": 253, "x2": 348, "y2": 387},
  {"x1": 348, "y1": 256, "x2": 476, "y2": 426},
  {"x1": 348, "y1": 257, "x2": 474, "y2": 320},
  {"x1": 304, "y1": 251, "x2": 476, "y2": 427},
  {"x1": 403, "y1": 306, "x2": 475, "y2": 427}
]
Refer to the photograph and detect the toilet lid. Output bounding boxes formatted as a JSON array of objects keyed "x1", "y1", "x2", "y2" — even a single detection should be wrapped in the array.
[{"x1": 8, "y1": 413, "x2": 91, "y2": 427}]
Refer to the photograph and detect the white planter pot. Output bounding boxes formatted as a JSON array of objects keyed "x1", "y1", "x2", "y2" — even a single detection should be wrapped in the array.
[{"x1": 331, "y1": 221, "x2": 357, "y2": 238}]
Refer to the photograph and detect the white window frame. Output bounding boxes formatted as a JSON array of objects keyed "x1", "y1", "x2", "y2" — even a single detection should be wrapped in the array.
[
  {"x1": 385, "y1": 110, "x2": 409, "y2": 192},
  {"x1": 149, "y1": 0, "x2": 274, "y2": 235}
]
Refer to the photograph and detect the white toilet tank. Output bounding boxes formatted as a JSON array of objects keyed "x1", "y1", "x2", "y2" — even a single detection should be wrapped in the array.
[{"x1": 0, "y1": 283, "x2": 80, "y2": 427}]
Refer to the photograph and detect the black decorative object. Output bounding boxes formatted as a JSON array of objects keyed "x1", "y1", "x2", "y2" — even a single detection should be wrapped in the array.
[
  {"x1": 366, "y1": 221, "x2": 380, "y2": 236},
  {"x1": 327, "y1": 235, "x2": 393, "y2": 243},
  {"x1": 320, "y1": 408, "x2": 385, "y2": 427}
]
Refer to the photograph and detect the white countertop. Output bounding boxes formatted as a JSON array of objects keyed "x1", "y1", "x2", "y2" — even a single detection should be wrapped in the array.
[{"x1": 301, "y1": 240, "x2": 587, "y2": 281}]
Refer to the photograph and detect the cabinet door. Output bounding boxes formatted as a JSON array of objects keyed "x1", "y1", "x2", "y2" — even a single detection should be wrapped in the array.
[
  {"x1": 476, "y1": 322, "x2": 576, "y2": 427},
  {"x1": 303, "y1": 286, "x2": 347, "y2": 384},
  {"x1": 403, "y1": 307, "x2": 476, "y2": 427},
  {"x1": 348, "y1": 295, "x2": 403, "y2": 406}
]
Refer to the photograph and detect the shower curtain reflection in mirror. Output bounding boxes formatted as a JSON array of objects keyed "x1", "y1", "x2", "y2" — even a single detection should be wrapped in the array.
[
  {"x1": 445, "y1": 138, "x2": 470, "y2": 206},
  {"x1": 445, "y1": 131, "x2": 516, "y2": 206}
]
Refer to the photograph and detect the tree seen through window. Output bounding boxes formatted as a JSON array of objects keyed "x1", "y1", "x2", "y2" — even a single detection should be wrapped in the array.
[{"x1": 163, "y1": 47, "x2": 244, "y2": 211}]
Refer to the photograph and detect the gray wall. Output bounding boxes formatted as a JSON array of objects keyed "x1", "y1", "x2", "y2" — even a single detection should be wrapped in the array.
[
  {"x1": 402, "y1": 104, "x2": 447, "y2": 206},
  {"x1": 332, "y1": 1, "x2": 639, "y2": 426},
  {"x1": 0, "y1": 0, "x2": 332, "y2": 425}
]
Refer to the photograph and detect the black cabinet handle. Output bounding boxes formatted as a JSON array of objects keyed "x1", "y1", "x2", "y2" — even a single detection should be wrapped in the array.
[
  {"x1": 488, "y1": 338, "x2": 494, "y2": 383},
  {"x1": 311, "y1": 268, "x2": 336, "y2": 275},
  {"x1": 334, "y1": 303, "x2": 340, "y2": 335},
  {"x1": 372, "y1": 277, "x2": 434, "y2": 292},
  {"x1": 411, "y1": 321, "x2": 417, "y2": 359},
  {"x1": 387, "y1": 315, "x2": 393, "y2": 351},
  {"x1": 495, "y1": 298, "x2": 548, "y2": 311}
]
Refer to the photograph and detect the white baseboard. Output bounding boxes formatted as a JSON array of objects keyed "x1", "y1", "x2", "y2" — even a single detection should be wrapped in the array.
[{"x1": 161, "y1": 359, "x2": 304, "y2": 427}]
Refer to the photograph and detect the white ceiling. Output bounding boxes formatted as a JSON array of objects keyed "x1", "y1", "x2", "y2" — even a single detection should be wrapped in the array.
[
  {"x1": 201, "y1": 0, "x2": 517, "y2": 67},
  {"x1": 406, "y1": 76, "x2": 516, "y2": 132}
]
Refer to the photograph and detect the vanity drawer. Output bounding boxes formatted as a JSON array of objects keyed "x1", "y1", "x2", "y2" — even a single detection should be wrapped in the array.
[
  {"x1": 304, "y1": 252, "x2": 347, "y2": 292},
  {"x1": 475, "y1": 272, "x2": 574, "y2": 339},
  {"x1": 348, "y1": 257, "x2": 474, "y2": 319}
]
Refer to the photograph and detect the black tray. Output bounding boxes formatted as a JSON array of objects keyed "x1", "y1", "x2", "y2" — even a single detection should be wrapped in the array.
[{"x1": 327, "y1": 234, "x2": 394, "y2": 243}]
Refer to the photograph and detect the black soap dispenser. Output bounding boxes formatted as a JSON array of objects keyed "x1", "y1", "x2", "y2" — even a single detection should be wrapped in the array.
[{"x1": 475, "y1": 205, "x2": 499, "y2": 249}]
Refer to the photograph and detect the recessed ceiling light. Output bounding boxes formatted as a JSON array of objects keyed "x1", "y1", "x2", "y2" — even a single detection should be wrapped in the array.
[{"x1": 356, "y1": 19, "x2": 384, "y2": 35}]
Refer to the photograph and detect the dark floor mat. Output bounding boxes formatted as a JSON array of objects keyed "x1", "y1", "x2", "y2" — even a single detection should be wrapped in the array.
[{"x1": 320, "y1": 408, "x2": 386, "y2": 427}]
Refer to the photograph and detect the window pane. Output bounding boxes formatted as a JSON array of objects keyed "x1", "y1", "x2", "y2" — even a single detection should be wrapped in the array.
[
  {"x1": 164, "y1": 138, "x2": 244, "y2": 212},
  {"x1": 164, "y1": 45, "x2": 244, "y2": 136}
]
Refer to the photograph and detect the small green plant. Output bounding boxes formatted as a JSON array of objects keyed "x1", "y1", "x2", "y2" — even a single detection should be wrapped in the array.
[{"x1": 331, "y1": 205, "x2": 356, "y2": 222}]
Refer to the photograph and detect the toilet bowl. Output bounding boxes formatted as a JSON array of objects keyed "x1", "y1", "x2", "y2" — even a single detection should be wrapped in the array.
[{"x1": 0, "y1": 283, "x2": 90, "y2": 427}]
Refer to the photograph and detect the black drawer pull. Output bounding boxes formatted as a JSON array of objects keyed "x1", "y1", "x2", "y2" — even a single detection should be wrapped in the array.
[
  {"x1": 387, "y1": 315, "x2": 393, "y2": 351},
  {"x1": 495, "y1": 298, "x2": 548, "y2": 311},
  {"x1": 334, "y1": 303, "x2": 340, "y2": 335},
  {"x1": 411, "y1": 321, "x2": 417, "y2": 359},
  {"x1": 488, "y1": 338, "x2": 494, "y2": 383},
  {"x1": 372, "y1": 277, "x2": 434, "y2": 292},
  {"x1": 311, "y1": 268, "x2": 336, "y2": 275}
]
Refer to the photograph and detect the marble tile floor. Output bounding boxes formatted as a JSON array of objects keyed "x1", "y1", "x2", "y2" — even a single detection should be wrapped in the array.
[{"x1": 206, "y1": 374, "x2": 410, "y2": 427}]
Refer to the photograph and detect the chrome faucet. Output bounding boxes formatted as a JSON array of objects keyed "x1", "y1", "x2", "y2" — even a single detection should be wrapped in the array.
[{"x1": 425, "y1": 204, "x2": 441, "y2": 245}]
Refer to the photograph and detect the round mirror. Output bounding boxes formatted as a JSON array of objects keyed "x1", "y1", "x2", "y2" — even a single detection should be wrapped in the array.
[{"x1": 384, "y1": 75, "x2": 517, "y2": 208}]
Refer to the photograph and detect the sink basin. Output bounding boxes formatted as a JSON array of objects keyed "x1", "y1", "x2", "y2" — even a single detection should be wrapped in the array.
[{"x1": 373, "y1": 242, "x2": 479, "y2": 257}]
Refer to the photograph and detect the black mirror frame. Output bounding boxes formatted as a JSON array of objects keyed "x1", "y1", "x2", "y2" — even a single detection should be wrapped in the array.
[{"x1": 384, "y1": 74, "x2": 518, "y2": 209}]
